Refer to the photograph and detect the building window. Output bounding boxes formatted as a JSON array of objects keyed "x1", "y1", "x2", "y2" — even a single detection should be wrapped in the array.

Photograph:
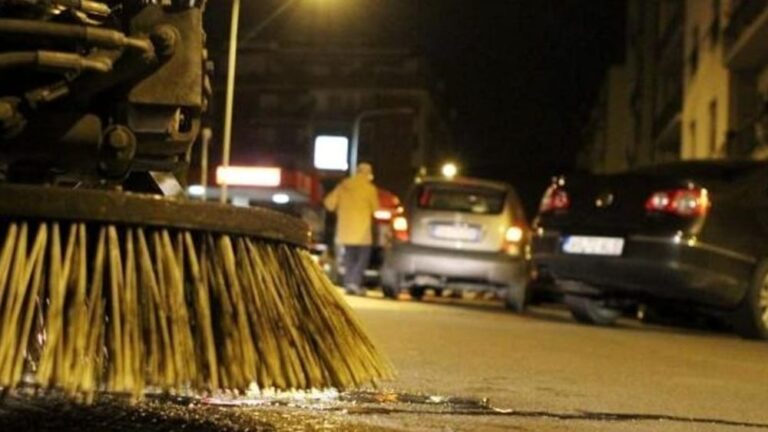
[
  {"x1": 689, "y1": 25, "x2": 699, "y2": 76},
  {"x1": 689, "y1": 120, "x2": 697, "y2": 158},
  {"x1": 710, "y1": 0, "x2": 721, "y2": 47},
  {"x1": 709, "y1": 99, "x2": 718, "y2": 156}
]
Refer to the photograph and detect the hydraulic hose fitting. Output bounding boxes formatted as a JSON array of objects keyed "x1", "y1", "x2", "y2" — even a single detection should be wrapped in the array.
[{"x1": 0, "y1": 98, "x2": 26, "y2": 139}]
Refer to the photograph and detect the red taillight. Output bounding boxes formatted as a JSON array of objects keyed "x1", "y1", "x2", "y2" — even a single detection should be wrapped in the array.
[
  {"x1": 374, "y1": 209, "x2": 393, "y2": 221},
  {"x1": 392, "y1": 216, "x2": 409, "y2": 242},
  {"x1": 645, "y1": 188, "x2": 710, "y2": 217},
  {"x1": 539, "y1": 185, "x2": 570, "y2": 213}
]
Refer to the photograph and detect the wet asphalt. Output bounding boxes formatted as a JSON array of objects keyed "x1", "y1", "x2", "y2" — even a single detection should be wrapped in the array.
[{"x1": 3, "y1": 290, "x2": 768, "y2": 431}]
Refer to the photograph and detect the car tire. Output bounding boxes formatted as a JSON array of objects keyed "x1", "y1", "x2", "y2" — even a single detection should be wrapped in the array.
[
  {"x1": 503, "y1": 284, "x2": 527, "y2": 313},
  {"x1": 434, "y1": 288, "x2": 444, "y2": 297},
  {"x1": 382, "y1": 283, "x2": 401, "y2": 300},
  {"x1": 381, "y1": 273, "x2": 403, "y2": 300},
  {"x1": 731, "y1": 259, "x2": 768, "y2": 340},
  {"x1": 380, "y1": 266, "x2": 402, "y2": 300},
  {"x1": 564, "y1": 295, "x2": 621, "y2": 326},
  {"x1": 409, "y1": 287, "x2": 425, "y2": 301}
]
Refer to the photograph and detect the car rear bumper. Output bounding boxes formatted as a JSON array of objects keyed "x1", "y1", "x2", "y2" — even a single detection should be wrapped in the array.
[
  {"x1": 531, "y1": 231, "x2": 755, "y2": 308},
  {"x1": 382, "y1": 242, "x2": 527, "y2": 288}
]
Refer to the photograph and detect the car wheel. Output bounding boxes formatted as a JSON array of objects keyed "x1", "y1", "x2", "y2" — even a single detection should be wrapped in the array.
[
  {"x1": 732, "y1": 259, "x2": 768, "y2": 340},
  {"x1": 409, "y1": 287, "x2": 425, "y2": 301},
  {"x1": 564, "y1": 295, "x2": 621, "y2": 326},
  {"x1": 503, "y1": 284, "x2": 527, "y2": 313},
  {"x1": 382, "y1": 283, "x2": 401, "y2": 300},
  {"x1": 381, "y1": 272, "x2": 403, "y2": 300}
]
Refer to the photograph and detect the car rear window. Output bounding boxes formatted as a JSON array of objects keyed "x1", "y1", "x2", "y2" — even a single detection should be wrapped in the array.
[{"x1": 417, "y1": 185, "x2": 506, "y2": 214}]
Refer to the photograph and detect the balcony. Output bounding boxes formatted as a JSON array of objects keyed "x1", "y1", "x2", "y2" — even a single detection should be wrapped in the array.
[{"x1": 724, "y1": 0, "x2": 768, "y2": 69}]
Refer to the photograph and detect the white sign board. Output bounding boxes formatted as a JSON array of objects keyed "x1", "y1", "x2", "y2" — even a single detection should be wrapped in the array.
[{"x1": 314, "y1": 135, "x2": 349, "y2": 171}]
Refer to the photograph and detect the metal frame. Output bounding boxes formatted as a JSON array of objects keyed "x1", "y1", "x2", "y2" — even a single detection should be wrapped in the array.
[{"x1": 0, "y1": 184, "x2": 309, "y2": 246}]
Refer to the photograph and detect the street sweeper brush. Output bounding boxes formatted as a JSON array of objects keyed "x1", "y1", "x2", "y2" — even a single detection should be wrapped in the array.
[
  {"x1": 0, "y1": 184, "x2": 393, "y2": 401},
  {"x1": 0, "y1": 0, "x2": 392, "y2": 402}
]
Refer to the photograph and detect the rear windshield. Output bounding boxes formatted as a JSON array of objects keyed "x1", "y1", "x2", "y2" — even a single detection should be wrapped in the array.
[{"x1": 416, "y1": 185, "x2": 506, "y2": 214}]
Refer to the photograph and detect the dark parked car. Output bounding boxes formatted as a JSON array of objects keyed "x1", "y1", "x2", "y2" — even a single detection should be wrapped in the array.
[{"x1": 530, "y1": 160, "x2": 768, "y2": 339}]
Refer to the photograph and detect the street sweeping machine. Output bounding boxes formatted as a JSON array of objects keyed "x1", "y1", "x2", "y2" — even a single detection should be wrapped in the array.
[{"x1": 0, "y1": 0, "x2": 391, "y2": 400}]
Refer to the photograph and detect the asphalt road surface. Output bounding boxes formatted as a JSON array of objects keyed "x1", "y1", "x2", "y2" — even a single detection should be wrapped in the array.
[
  {"x1": 338, "y1": 291, "x2": 768, "y2": 431},
  {"x1": 3, "y1": 291, "x2": 768, "y2": 431}
]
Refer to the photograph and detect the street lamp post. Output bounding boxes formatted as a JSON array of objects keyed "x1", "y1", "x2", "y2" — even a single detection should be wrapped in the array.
[
  {"x1": 220, "y1": 0, "x2": 302, "y2": 204},
  {"x1": 220, "y1": 0, "x2": 241, "y2": 203},
  {"x1": 350, "y1": 108, "x2": 415, "y2": 174},
  {"x1": 199, "y1": 127, "x2": 212, "y2": 199}
]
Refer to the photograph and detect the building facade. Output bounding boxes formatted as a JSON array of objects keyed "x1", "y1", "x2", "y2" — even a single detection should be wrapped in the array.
[
  {"x1": 625, "y1": 0, "x2": 685, "y2": 169},
  {"x1": 585, "y1": 0, "x2": 768, "y2": 173},
  {"x1": 580, "y1": 65, "x2": 632, "y2": 174},
  {"x1": 674, "y1": 0, "x2": 768, "y2": 160},
  {"x1": 653, "y1": 0, "x2": 686, "y2": 162},
  {"x1": 681, "y1": 0, "x2": 768, "y2": 160},
  {"x1": 682, "y1": 0, "x2": 731, "y2": 159},
  {"x1": 581, "y1": 0, "x2": 685, "y2": 173},
  {"x1": 221, "y1": 43, "x2": 453, "y2": 199},
  {"x1": 721, "y1": 0, "x2": 768, "y2": 158}
]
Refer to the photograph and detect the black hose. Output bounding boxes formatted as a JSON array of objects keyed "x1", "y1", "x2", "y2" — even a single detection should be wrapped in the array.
[
  {"x1": 53, "y1": 0, "x2": 111, "y2": 16},
  {"x1": 0, "y1": 51, "x2": 112, "y2": 72},
  {"x1": 0, "y1": 52, "x2": 36, "y2": 70},
  {"x1": 0, "y1": 19, "x2": 152, "y2": 52}
]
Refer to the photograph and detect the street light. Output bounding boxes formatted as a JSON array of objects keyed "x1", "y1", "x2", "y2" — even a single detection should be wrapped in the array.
[
  {"x1": 441, "y1": 162, "x2": 458, "y2": 179},
  {"x1": 220, "y1": 0, "x2": 302, "y2": 203}
]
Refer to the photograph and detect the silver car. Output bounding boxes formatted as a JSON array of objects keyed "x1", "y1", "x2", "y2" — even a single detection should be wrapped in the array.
[{"x1": 380, "y1": 176, "x2": 530, "y2": 311}]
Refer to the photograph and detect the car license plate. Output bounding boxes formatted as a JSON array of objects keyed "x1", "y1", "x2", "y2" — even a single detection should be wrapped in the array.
[
  {"x1": 562, "y1": 236, "x2": 624, "y2": 256},
  {"x1": 431, "y1": 224, "x2": 479, "y2": 241}
]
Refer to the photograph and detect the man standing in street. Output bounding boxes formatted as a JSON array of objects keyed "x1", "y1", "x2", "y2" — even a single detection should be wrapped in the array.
[{"x1": 323, "y1": 162, "x2": 380, "y2": 295}]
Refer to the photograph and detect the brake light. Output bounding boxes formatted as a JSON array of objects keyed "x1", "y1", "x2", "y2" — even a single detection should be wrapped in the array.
[
  {"x1": 645, "y1": 188, "x2": 710, "y2": 217},
  {"x1": 392, "y1": 216, "x2": 409, "y2": 242},
  {"x1": 539, "y1": 185, "x2": 570, "y2": 213},
  {"x1": 374, "y1": 209, "x2": 393, "y2": 221}
]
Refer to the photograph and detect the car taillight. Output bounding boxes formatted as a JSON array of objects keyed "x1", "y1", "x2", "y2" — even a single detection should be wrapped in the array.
[
  {"x1": 505, "y1": 226, "x2": 524, "y2": 243},
  {"x1": 392, "y1": 215, "x2": 409, "y2": 242},
  {"x1": 644, "y1": 187, "x2": 710, "y2": 217},
  {"x1": 539, "y1": 185, "x2": 570, "y2": 213},
  {"x1": 502, "y1": 225, "x2": 524, "y2": 255}
]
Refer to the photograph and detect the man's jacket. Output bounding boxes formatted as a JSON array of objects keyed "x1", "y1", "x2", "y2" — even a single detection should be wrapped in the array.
[{"x1": 323, "y1": 173, "x2": 379, "y2": 245}]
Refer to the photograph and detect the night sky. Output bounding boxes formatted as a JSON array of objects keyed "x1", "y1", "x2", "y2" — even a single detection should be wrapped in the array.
[{"x1": 205, "y1": 0, "x2": 626, "y2": 211}]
